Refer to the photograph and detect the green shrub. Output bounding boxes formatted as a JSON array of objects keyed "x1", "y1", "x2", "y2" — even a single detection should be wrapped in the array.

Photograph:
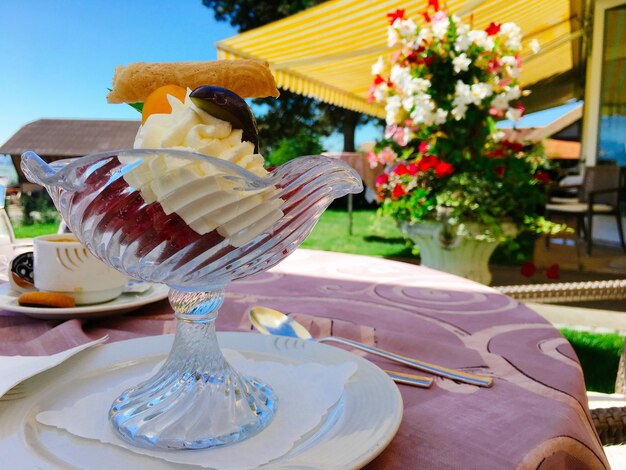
[
  {"x1": 266, "y1": 129, "x2": 324, "y2": 167},
  {"x1": 20, "y1": 191, "x2": 60, "y2": 225}
]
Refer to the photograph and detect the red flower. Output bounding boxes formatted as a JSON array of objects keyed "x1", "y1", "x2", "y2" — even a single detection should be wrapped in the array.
[
  {"x1": 487, "y1": 59, "x2": 500, "y2": 73},
  {"x1": 373, "y1": 75, "x2": 385, "y2": 86},
  {"x1": 545, "y1": 264, "x2": 560, "y2": 279},
  {"x1": 418, "y1": 141, "x2": 429, "y2": 154},
  {"x1": 498, "y1": 77, "x2": 512, "y2": 88},
  {"x1": 393, "y1": 163, "x2": 408, "y2": 176},
  {"x1": 494, "y1": 165, "x2": 506, "y2": 178},
  {"x1": 407, "y1": 163, "x2": 418, "y2": 176},
  {"x1": 486, "y1": 22, "x2": 501, "y2": 35},
  {"x1": 486, "y1": 148, "x2": 506, "y2": 158},
  {"x1": 419, "y1": 55, "x2": 435, "y2": 67},
  {"x1": 422, "y1": 11, "x2": 431, "y2": 22},
  {"x1": 434, "y1": 161, "x2": 454, "y2": 178},
  {"x1": 375, "y1": 173, "x2": 389, "y2": 187},
  {"x1": 387, "y1": 9, "x2": 405, "y2": 24},
  {"x1": 520, "y1": 261, "x2": 536, "y2": 278},
  {"x1": 428, "y1": 0, "x2": 440, "y2": 12},
  {"x1": 392, "y1": 185, "x2": 406, "y2": 198},
  {"x1": 404, "y1": 51, "x2": 418, "y2": 64},
  {"x1": 502, "y1": 140, "x2": 524, "y2": 153},
  {"x1": 533, "y1": 171, "x2": 550, "y2": 185},
  {"x1": 417, "y1": 154, "x2": 438, "y2": 172}
]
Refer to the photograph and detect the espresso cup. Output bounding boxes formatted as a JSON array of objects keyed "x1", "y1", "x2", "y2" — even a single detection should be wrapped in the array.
[{"x1": 33, "y1": 234, "x2": 128, "y2": 305}]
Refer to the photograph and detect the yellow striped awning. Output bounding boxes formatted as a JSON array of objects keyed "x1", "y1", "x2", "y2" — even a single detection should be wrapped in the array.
[{"x1": 217, "y1": 0, "x2": 584, "y2": 118}]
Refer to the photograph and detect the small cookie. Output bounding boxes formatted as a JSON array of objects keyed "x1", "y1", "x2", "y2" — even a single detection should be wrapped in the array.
[{"x1": 18, "y1": 291, "x2": 76, "y2": 308}]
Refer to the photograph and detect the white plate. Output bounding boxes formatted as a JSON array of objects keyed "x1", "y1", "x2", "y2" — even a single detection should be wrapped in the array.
[
  {"x1": 0, "y1": 333, "x2": 403, "y2": 469},
  {"x1": 0, "y1": 282, "x2": 169, "y2": 319}
]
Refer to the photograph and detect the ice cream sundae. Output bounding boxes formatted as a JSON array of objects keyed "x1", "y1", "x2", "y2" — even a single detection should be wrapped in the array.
[
  {"x1": 112, "y1": 60, "x2": 283, "y2": 247},
  {"x1": 21, "y1": 59, "x2": 362, "y2": 450}
]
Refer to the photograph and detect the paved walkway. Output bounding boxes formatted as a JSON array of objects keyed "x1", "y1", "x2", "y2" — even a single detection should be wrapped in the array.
[{"x1": 489, "y1": 236, "x2": 626, "y2": 335}]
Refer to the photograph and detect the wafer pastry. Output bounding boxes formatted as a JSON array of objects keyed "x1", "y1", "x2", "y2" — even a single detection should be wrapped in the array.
[{"x1": 107, "y1": 59, "x2": 279, "y2": 103}]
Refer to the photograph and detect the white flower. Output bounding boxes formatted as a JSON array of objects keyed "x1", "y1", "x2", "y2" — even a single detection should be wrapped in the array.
[
  {"x1": 529, "y1": 39, "x2": 540, "y2": 53},
  {"x1": 452, "y1": 53, "x2": 471, "y2": 73},
  {"x1": 390, "y1": 17, "x2": 417, "y2": 45},
  {"x1": 451, "y1": 104, "x2": 468, "y2": 120},
  {"x1": 500, "y1": 22, "x2": 522, "y2": 51},
  {"x1": 469, "y1": 83, "x2": 493, "y2": 105},
  {"x1": 390, "y1": 64, "x2": 411, "y2": 89},
  {"x1": 492, "y1": 131, "x2": 506, "y2": 142},
  {"x1": 501, "y1": 56, "x2": 520, "y2": 79},
  {"x1": 430, "y1": 11, "x2": 450, "y2": 40},
  {"x1": 500, "y1": 23, "x2": 521, "y2": 40},
  {"x1": 433, "y1": 108, "x2": 448, "y2": 125},
  {"x1": 506, "y1": 64, "x2": 520, "y2": 79},
  {"x1": 388, "y1": 26, "x2": 400, "y2": 47},
  {"x1": 402, "y1": 95, "x2": 415, "y2": 112},
  {"x1": 504, "y1": 85, "x2": 521, "y2": 101},
  {"x1": 453, "y1": 80, "x2": 472, "y2": 106},
  {"x1": 409, "y1": 93, "x2": 436, "y2": 124},
  {"x1": 454, "y1": 33, "x2": 471, "y2": 52},
  {"x1": 505, "y1": 106, "x2": 523, "y2": 122},
  {"x1": 416, "y1": 27, "x2": 432, "y2": 46},
  {"x1": 371, "y1": 57, "x2": 385, "y2": 76},
  {"x1": 373, "y1": 84, "x2": 388, "y2": 102},
  {"x1": 468, "y1": 30, "x2": 494, "y2": 50},
  {"x1": 399, "y1": 18, "x2": 417, "y2": 37},
  {"x1": 501, "y1": 56, "x2": 516, "y2": 67},
  {"x1": 491, "y1": 93, "x2": 509, "y2": 111},
  {"x1": 385, "y1": 95, "x2": 402, "y2": 125},
  {"x1": 404, "y1": 77, "x2": 431, "y2": 94}
]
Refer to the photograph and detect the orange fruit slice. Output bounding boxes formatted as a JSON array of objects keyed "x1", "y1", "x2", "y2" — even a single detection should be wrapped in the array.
[{"x1": 141, "y1": 84, "x2": 187, "y2": 124}]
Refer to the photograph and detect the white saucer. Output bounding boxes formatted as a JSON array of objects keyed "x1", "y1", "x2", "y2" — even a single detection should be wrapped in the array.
[
  {"x1": 0, "y1": 282, "x2": 169, "y2": 319},
  {"x1": 0, "y1": 333, "x2": 403, "y2": 469}
]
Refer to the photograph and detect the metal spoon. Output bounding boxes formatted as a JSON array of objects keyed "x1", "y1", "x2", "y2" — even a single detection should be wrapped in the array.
[
  {"x1": 248, "y1": 306, "x2": 432, "y2": 388},
  {"x1": 248, "y1": 306, "x2": 493, "y2": 388}
]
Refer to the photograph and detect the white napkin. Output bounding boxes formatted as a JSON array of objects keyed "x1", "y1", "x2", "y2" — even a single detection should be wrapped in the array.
[
  {"x1": 37, "y1": 350, "x2": 357, "y2": 469},
  {"x1": 0, "y1": 336, "x2": 109, "y2": 398}
]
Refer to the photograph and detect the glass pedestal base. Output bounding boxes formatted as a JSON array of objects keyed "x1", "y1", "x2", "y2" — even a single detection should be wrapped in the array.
[{"x1": 109, "y1": 289, "x2": 277, "y2": 450}]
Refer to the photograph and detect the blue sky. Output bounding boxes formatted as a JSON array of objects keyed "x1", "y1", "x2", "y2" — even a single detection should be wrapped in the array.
[
  {"x1": 0, "y1": 0, "x2": 236, "y2": 145},
  {"x1": 0, "y1": 0, "x2": 378, "y2": 155}
]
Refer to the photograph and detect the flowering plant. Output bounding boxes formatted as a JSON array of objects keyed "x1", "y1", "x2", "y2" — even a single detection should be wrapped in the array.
[{"x1": 368, "y1": 2, "x2": 553, "y2": 243}]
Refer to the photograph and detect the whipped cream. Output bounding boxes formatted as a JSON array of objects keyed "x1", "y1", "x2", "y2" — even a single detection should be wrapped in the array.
[
  {"x1": 122, "y1": 91, "x2": 283, "y2": 247},
  {"x1": 135, "y1": 94, "x2": 266, "y2": 177}
]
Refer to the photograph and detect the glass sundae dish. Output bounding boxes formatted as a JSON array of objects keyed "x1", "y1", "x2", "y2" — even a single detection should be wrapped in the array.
[{"x1": 20, "y1": 61, "x2": 363, "y2": 450}]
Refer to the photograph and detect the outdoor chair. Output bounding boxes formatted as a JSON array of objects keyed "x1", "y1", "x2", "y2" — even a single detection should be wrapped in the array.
[{"x1": 545, "y1": 165, "x2": 626, "y2": 255}]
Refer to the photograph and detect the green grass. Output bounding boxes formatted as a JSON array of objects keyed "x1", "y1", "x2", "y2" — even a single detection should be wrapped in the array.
[
  {"x1": 13, "y1": 223, "x2": 58, "y2": 239},
  {"x1": 301, "y1": 209, "x2": 413, "y2": 258},
  {"x1": 560, "y1": 329, "x2": 624, "y2": 393}
]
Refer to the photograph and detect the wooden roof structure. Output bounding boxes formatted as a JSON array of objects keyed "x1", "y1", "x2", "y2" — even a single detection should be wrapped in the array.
[{"x1": 0, "y1": 119, "x2": 140, "y2": 183}]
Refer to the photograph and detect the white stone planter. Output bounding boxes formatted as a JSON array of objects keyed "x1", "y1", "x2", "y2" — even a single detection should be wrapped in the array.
[{"x1": 400, "y1": 220, "x2": 514, "y2": 285}]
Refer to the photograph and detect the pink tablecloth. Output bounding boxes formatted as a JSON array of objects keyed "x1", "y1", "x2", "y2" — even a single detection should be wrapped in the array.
[{"x1": 0, "y1": 249, "x2": 608, "y2": 469}]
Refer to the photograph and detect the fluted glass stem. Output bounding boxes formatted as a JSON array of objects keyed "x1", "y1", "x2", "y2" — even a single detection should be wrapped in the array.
[{"x1": 109, "y1": 287, "x2": 277, "y2": 450}]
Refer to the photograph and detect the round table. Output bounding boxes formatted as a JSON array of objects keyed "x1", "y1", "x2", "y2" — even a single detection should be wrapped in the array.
[{"x1": 0, "y1": 249, "x2": 609, "y2": 469}]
